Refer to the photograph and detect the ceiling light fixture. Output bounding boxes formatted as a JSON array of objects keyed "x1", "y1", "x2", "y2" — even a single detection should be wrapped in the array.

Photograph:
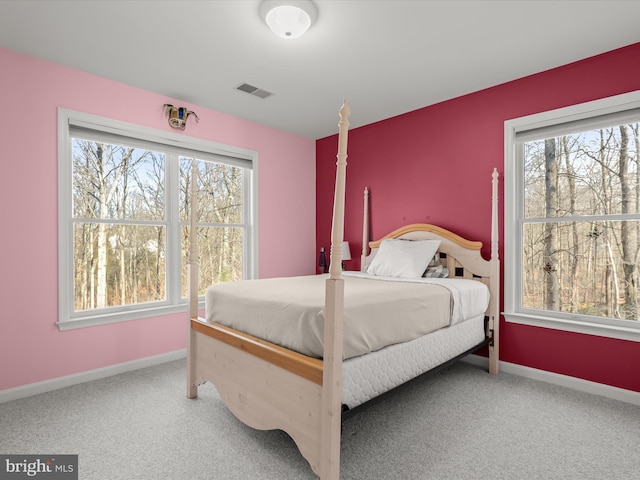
[{"x1": 259, "y1": 0, "x2": 318, "y2": 39}]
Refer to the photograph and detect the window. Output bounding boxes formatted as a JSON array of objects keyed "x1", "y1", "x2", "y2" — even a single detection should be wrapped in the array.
[
  {"x1": 58, "y1": 109, "x2": 257, "y2": 330},
  {"x1": 504, "y1": 91, "x2": 640, "y2": 342}
]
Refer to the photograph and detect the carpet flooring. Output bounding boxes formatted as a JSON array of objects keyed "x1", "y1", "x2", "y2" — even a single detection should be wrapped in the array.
[{"x1": 1, "y1": 359, "x2": 639, "y2": 479}]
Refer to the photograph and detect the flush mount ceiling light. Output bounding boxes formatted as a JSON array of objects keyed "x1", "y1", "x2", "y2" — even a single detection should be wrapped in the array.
[{"x1": 259, "y1": 0, "x2": 318, "y2": 39}]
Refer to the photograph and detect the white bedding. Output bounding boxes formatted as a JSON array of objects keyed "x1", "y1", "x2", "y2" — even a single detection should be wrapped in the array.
[
  {"x1": 205, "y1": 273, "x2": 489, "y2": 360},
  {"x1": 342, "y1": 271, "x2": 489, "y2": 327}
]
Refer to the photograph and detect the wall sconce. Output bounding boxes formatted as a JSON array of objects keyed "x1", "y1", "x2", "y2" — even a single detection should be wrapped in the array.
[
  {"x1": 163, "y1": 104, "x2": 199, "y2": 130},
  {"x1": 259, "y1": 0, "x2": 318, "y2": 39}
]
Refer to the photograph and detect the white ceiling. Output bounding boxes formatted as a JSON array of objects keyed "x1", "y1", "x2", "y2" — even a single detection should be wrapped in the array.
[{"x1": 1, "y1": 0, "x2": 640, "y2": 139}]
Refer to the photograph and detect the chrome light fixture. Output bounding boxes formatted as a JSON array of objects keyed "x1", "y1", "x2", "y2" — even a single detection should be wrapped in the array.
[{"x1": 259, "y1": 0, "x2": 318, "y2": 39}]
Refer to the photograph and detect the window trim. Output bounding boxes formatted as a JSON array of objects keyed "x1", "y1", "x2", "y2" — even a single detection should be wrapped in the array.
[
  {"x1": 58, "y1": 108, "x2": 258, "y2": 330},
  {"x1": 504, "y1": 90, "x2": 640, "y2": 343}
]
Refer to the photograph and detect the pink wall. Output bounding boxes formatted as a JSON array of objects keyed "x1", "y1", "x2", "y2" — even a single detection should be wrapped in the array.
[
  {"x1": 0, "y1": 48, "x2": 316, "y2": 391},
  {"x1": 316, "y1": 43, "x2": 640, "y2": 393}
]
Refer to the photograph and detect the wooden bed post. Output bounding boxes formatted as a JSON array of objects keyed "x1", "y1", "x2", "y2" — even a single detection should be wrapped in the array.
[
  {"x1": 361, "y1": 187, "x2": 369, "y2": 272},
  {"x1": 489, "y1": 168, "x2": 500, "y2": 375},
  {"x1": 187, "y1": 160, "x2": 199, "y2": 398},
  {"x1": 320, "y1": 100, "x2": 350, "y2": 480}
]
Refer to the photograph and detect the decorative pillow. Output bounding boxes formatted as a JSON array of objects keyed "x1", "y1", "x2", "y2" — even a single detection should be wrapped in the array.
[
  {"x1": 428, "y1": 252, "x2": 443, "y2": 267},
  {"x1": 423, "y1": 264, "x2": 449, "y2": 278},
  {"x1": 367, "y1": 239, "x2": 441, "y2": 278}
]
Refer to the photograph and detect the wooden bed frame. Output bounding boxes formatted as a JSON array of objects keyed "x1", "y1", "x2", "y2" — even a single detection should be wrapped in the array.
[{"x1": 186, "y1": 101, "x2": 500, "y2": 479}]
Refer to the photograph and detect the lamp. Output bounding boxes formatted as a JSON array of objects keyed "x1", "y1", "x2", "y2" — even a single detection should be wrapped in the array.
[
  {"x1": 318, "y1": 247, "x2": 328, "y2": 274},
  {"x1": 341, "y1": 241, "x2": 351, "y2": 270},
  {"x1": 259, "y1": 0, "x2": 318, "y2": 39}
]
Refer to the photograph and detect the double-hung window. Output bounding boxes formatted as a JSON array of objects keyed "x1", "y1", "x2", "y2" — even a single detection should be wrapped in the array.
[
  {"x1": 58, "y1": 109, "x2": 257, "y2": 330},
  {"x1": 504, "y1": 91, "x2": 640, "y2": 342}
]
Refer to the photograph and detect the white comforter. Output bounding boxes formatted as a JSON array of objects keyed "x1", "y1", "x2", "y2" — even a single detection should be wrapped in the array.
[{"x1": 205, "y1": 273, "x2": 489, "y2": 360}]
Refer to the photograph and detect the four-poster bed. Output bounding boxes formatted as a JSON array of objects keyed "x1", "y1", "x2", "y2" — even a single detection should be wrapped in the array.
[{"x1": 186, "y1": 101, "x2": 500, "y2": 479}]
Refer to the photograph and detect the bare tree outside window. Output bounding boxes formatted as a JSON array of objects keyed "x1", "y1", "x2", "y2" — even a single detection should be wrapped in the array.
[
  {"x1": 522, "y1": 122, "x2": 640, "y2": 321},
  {"x1": 71, "y1": 140, "x2": 246, "y2": 314},
  {"x1": 58, "y1": 110, "x2": 255, "y2": 329},
  {"x1": 179, "y1": 157, "x2": 244, "y2": 297}
]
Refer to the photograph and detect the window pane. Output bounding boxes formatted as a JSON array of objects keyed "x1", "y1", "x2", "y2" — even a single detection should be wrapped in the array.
[
  {"x1": 523, "y1": 124, "x2": 640, "y2": 218},
  {"x1": 61, "y1": 110, "x2": 255, "y2": 328},
  {"x1": 72, "y1": 139, "x2": 165, "y2": 221},
  {"x1": 523, "y1": 220, "x2": 640, "y2": 321},
  {"x1": 181, "y1": 226, "x2": 244, "y2": 297},
  {"x1": 179, "y1": 157, "x2": 243, "y2": 224},
  {"x1": 73, "y1": 223, "x2": 166, "y2": 311}
]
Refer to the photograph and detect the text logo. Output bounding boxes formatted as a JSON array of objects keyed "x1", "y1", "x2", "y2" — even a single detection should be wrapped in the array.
[{"x1": 0, "y1": 456, "x2": 77, "y2": 480}]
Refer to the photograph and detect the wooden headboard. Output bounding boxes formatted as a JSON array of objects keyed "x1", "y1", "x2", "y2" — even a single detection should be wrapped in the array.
[
  {"x1": 358, "y1": 169, "x2": 500, "y2": 377},
  {"x1": 363, "y1": 223, "x2": 492, "y2": 288}
]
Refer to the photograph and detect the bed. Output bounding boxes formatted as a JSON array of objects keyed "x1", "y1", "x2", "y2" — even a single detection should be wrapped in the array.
[{"x1": 186, "y1": 101, "x2": 500, "y2": 479}]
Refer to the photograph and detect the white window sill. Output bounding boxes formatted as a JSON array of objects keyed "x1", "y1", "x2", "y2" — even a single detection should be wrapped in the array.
[
  {"x1": 504, "y1": 312, "x2": 640, "y2": 343},
  {"x1": 58, "y1": 301, "x2": 204, "y2": 331}
]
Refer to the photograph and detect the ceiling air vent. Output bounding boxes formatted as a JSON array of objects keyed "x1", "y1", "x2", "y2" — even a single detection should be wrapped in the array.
[{"x1": 236, "y1": 83, "x2": 273, "y2": 99}]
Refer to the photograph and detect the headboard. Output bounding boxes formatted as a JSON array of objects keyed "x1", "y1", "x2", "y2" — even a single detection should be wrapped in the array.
[
  {"x1": 362, "y1": 223, "x2": 492, "y2": 289},
  {"x1": 358, "y1": 169, "x2": 500, "y2": 365}
]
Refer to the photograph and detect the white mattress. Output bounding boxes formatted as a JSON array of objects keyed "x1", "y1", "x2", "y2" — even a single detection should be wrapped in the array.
[{"x1": 342, "y1": 313, "x2": 486, "y2": 408}]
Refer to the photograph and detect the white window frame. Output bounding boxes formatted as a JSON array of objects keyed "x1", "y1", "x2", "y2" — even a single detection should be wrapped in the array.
[
  {"x1": 58, "y1": 108, "x2": 258, "y2": 330},
  {"x1": 504, "y1": 90, "x2": 640, "y2": 343}
]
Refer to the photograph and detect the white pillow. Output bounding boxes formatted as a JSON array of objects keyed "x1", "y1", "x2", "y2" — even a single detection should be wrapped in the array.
[{"x1": 367, "y1": 239, "x2": 441, "y2": 278}]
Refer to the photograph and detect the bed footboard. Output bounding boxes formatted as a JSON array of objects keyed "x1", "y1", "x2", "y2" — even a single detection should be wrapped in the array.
[{"x1": 188, "y1": 318, "x2": 325, "y2": 476}]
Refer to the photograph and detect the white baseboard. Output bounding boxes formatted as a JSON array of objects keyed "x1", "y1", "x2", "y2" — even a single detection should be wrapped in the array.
[
  {"x1": 4, "y1": 350, "x2": 638, "y2": 407},
  {"x1": 463, "y1": 354, "x2": 640, "y2": 407},
  {"x1": 0, "y1": 349, "x2": 187, "y2": 404}
]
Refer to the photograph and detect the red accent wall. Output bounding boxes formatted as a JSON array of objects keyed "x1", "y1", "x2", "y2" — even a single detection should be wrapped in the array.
[{"x1": 316, "y1": 42, "x2": 640, "y2": 393}]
